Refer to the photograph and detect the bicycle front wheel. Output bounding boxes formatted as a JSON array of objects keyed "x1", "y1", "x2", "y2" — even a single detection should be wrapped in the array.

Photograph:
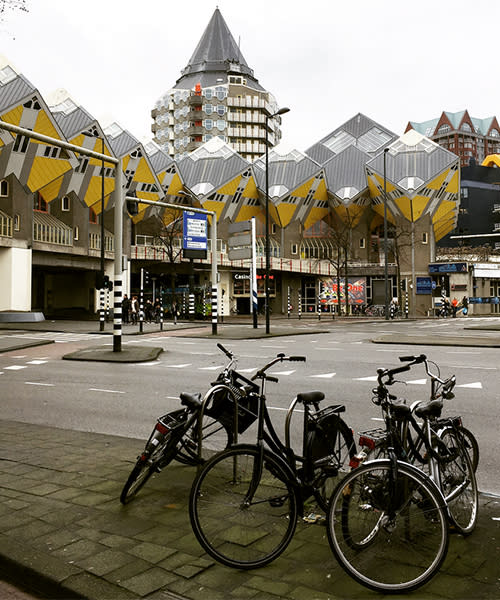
[
  {"x1": 327, "y1": 460, "x2": 449, "y2": 593},
  {"x1": 189, "y1": 445, "x2": 298, "y2": 569},
  {"x1": 438, "y1": 427, "x2": 478, "y2": 535}
]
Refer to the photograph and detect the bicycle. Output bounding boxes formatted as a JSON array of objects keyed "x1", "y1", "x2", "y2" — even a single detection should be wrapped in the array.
[
  {"x1": 355, "y1": 355, "x2": 478, "y2": 535},
  {"x1": 189, "y1": 352, "x2": 356, "y2": 569},
  {"x1": 327, "y1": 356, "x2": 477, "y2": 593},
  {"x1": 120, "y1": 344, "x2": 260, "y2": 504}
]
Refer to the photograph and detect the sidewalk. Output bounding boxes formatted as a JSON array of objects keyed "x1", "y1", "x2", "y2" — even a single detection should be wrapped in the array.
[{"x1": 0, "y1": 419, "x2": 499, "y2": 600}]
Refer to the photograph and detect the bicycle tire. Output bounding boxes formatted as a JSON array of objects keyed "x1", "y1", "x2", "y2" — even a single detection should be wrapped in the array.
[
  {"x1": 456, "y1": 426, "x2": 479, "y2": 473},
  {"x1": 309, "y1": 416, "x2": 356, "y2": 512},
  {"x1": 120, "y1": 433, "x2": 178, "y2": 504},
  {"x1": 176, "y1": 413, "x2": 233, "y2": 466},
  {"x1": 438, "y1": 427, "x2": 478, "y2": 535},
  {"x1": 189, "y1": 444, "x2": 298, "y2": 569},
  {"x1": 327, "y1": 459, "x2": 449, "y2": 593}
]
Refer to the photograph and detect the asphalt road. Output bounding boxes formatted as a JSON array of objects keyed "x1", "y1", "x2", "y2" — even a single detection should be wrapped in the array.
[{"x1": 1, "y1": 317, "x2": 499, "y2": 495}]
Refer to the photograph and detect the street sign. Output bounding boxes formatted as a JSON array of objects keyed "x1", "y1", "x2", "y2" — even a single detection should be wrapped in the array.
[
  {"x1": 228, "y1": 234, "x2": 252, "y2": 248},
  {"x1": 228, "y1": 221, "x2": 252, "y2": 233},
  {"x1": 228, "y1": 247, "x2": 252, "y2": 260},
  {"x1": 183, "y1": 211, "x2": 207, "y2": 251}
]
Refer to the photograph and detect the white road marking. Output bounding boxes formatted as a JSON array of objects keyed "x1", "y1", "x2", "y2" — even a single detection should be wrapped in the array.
[
  {"x1": 26, "y1": 360, "x2": 48, "y2": 365},
  {"x1": 12, "y1": 355, "x2": 28, "y2": 358},
  {"x1": 88, "y1": 388, "x2": 125, "y2": 394},
  {"x1": 238, "y1": 368, "x2": 257, "y2": 373},
  {"x1": 5, "y1": 365, "x2": 27, "y2": 370},
  {"x1": 25, "y1": 382, "x2": 55, "y2": 387},
  {"x1": 164, "y1": 363, "x2": 192, "y2": 368},
  {"x1": 407, "y1": 379, "x2": 427, "y2": 385},
  {"x1": 310, "y1": 372, "x2": 336, "y2": 378},
  {"x1": 199, "y1": 365, "x2": 225, "y2": 370},
  {"x1": 272, "y1": 370, "x2": 296, "y2": 376},
  {"x1": 355, "y1": 376, "x2": 378, "y2": 381},
  {"x1": 456, "y1": 382, "x2": 483, "y2": 389}
]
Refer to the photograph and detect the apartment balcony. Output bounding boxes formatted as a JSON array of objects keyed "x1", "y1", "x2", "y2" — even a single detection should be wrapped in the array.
[
  {"x1": 33, "y1": 212, "x2": 72, "y2": 246},
  {"x1": 186, "y1": 124, "x2": 204, "y2": 135},
  {"x1": 187, "y1": 94, "x2": 203, "y2": 107}
]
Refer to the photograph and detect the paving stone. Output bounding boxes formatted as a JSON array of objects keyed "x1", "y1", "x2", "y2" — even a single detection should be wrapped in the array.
[
  {"x1": 74, "y1": 548, "x2": 136, "y2": 576},
  {"x1": 52, "y1": 539, "x2": 107, "y2": 562},
  {"x1": 127, "y1": 541, "x2": 177, "y2": 563},
  {"x1": 120, "y1": 567, "x2": 177, "y2": 596}
]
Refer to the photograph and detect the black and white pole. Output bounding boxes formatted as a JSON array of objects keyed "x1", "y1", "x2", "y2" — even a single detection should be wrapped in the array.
[
  {"x1": 113, "y1": 163, "x2": 123, "y2": 352},
  {"x1": 189, "y1": 292, "x2": 195, "y2": 319},
  {"x1": 139, "y1": 267, "x2": 144, "y2": 333},
  {"x1": 160, "y1": 287, "x2": 164, "y2": 331},
  {"x1": 99, "y1": 288, "x2": 105, "y2": 330},
  {"x1": 251, "y1": 217, "x2": 258, "y2": 329},
  {"x1": 105, "y1": 288, "x2": 110, "y2": 322},
  {"x1": 182, "y1": 293, "x2": 186, "y2": 318},
  {"x1": 317, "y1": 281, "x2": 321, "y2": 321},
  {"x1": 298, "y1": 291, "x2": 302, "y2": 319},
  {"x1": 405, "y1": 292, "x2": 409, "y2": 318},
  {"x1": 287, "y1": 286, "x2": 291, "y2": 319}
]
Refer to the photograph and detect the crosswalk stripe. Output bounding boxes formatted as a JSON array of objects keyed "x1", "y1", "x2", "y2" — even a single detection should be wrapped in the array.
[
  {"x1": 310, "y1": 372, "x2": 336, "y2": 378},
  {"x1": 456, "y1": 382, "x2": 483, "y2": 389}
]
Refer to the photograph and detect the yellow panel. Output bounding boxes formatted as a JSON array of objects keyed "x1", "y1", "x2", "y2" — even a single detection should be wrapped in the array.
[
  {"x1": 268, "y1": 202, "x2": 280, "y2": 225},
  {"x1": 166, "y1": 173, "x2": 183, "y2": 195},
  {"x1": 122, "y1": 155, "x2": 131, "y2": 170},
  {"x1": 34, "y1": 111, "x2": 63, "y2": 140},
  {"x1": 313, "y1": 178, "x2": 328, "y2": 201},
  {"x1": 276, "y1": 202, "x2": 297, "y2": 227},
  {"x1": 200, "y1": 200, "x2": 225, "y2": 220},
  {"x1": 394, "y1": 195, "x2": 429, "y2": 221},
  {"x1": 433, "y1": 200, "x2": 457, "y2": 241},
  {"x1": 219, "y1": 175, "x2": 241, "y2": 196},
  {"x1": 243, "y1": 177, "x2": 259, "y2": 199},
  {"x1": 334, "y1": 204, "x2": 365, "y2": 227},
  {"x1": 134, "y1": 157, "x2": 156, "y2": 183},
  {"x1": 84, "y1": 178, "x2": 115, "y2": 210},
  {"x1": 373, "y1": 172, "x2": 397, "y2": 193},
  {"x1": 303, "y1": 207, "x2": 329, "y2": 230},
  {"x1": 371, "y1": 203, "x2": 396, "y2": 225},
  {"x1": 426, "y1": 169, "x2": 449, "y2": 191},
  {"x1": 27, "y1": 156, "x2": 73, "y2": 192},
  {"x1": 236, "y1": 205, "x2": 263, "y2": 222},
  {"x1": 291, "y1": 177, "x2": 314, "y2": 199},
  {"x1": 482, "y1": 154, "x2": 500, "y2": 168},
  {"x1": 1, "y1": 105, "x2": 23, "y2": 126},
  {"x1": 445, "y1": 170, "x2": 459, "y2": 194},
  {"x1": 368, "y1": 177, "x2": 381, "y2": 199},
  {"x1": 38, "y1": 177, "x2": 64, "y2": 203}
]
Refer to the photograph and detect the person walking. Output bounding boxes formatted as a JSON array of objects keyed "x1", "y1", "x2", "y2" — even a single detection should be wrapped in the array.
[
  {"x1": 131, "y1": 296, "x2": 139, "y2": 324},
  {"x1": 461, "y1": 295, "x2": 469, "y2": 316},
  {"x1": 451, "y1": 297, "x2": 458, "y2": 318},
  {"x1": 122, "y1": 294, "x2": 130, "y2": 324}
]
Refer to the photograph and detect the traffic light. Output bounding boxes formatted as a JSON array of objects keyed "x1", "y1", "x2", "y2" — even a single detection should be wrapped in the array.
[{"x1": 126, "y1": 190, "x2": 138, "y2": 215}]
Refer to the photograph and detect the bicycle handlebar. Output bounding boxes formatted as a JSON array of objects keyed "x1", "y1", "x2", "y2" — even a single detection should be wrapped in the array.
[
  {"x1": 251, "y1": 353, "x2": 306, "y2": 382},
  {"x1": 217, "y1": 343, "x2": 233, "y2": 359}
]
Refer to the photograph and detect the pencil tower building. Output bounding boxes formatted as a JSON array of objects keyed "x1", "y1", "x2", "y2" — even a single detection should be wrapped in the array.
[{"x1": 151, "y1": 8, "x2": 284, "y2": 162}]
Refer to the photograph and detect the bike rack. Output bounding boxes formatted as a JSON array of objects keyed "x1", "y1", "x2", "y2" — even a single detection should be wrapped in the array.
[{"x1": 195, "y1": 383, "x2": 241, "y2": 472}]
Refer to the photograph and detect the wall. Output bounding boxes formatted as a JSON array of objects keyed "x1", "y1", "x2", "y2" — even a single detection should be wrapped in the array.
[{"x1": 0, "y1": 247, "x2": 32, "y2": 311}]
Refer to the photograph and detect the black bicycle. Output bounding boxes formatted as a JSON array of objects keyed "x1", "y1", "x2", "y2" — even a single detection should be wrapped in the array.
[
  {"x1": 326, "y1": 355, "x2": 478, "y2": 593},
  {"x1": 120, "y1": 344, "x2": 259, "y2": 504},
  {"x1": 189, "y1": 351, "x2": 356, "y2": 569}
]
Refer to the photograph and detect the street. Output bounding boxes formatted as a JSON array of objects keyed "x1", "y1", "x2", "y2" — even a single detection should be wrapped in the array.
[{"x1": 1, "y1": 317, "x2": 499, "y2": 495}]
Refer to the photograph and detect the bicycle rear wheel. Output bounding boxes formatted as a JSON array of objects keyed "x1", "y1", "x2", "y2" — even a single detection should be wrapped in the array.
[
  {"x1": 309, "y1": 415, "x2": 356, "y2": 512},
  {"x1": 189, "y1": 445, "x2": 298, "y2": 569},
  {"x1": 438, "y1": 427, "x2": 478, "y2": 535},
  {"x1": 327, "y1": 459, "x2": 449, "y2": 593},
  {"x1": 457, "y1": 426, "x2": 479, "y2": 472}
]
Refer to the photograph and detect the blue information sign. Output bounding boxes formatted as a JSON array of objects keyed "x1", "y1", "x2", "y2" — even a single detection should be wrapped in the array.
[
  {"x1": 428, "y1": 263, "x2": 467, "y2": 274},
  {"x1": 416, "y1": 277, "x2": 433, "y2": 294},
  {"x1": 183, "y1": 211, "x2": 207, "y2": 251}
]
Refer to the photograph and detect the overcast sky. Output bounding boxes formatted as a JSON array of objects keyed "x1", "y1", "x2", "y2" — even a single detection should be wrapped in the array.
[{"x1": 1, "y1": 0, "x2": 498, "y2": 152}]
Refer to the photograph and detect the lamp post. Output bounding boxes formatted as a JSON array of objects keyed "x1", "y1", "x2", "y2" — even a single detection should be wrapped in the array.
[
  {"x1": 265, "y1": 106, "x2": 290, "y2": 334},
  {"x1": 383, "y1": 147, "x2": 390, "y2": 320}
]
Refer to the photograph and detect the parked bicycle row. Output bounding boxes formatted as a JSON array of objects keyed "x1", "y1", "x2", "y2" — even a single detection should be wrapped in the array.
[{"x1": 120, "y1": 343, "x2": 479, "y2": 595}]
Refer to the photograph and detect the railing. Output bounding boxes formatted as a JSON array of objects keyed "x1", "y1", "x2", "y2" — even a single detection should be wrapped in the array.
[
  {"x1": 89, "y1": 233, "x2": 114, "y2": 252},
  {"x1": 130, "y1": 244, "x2": 393, "y2": 276}
]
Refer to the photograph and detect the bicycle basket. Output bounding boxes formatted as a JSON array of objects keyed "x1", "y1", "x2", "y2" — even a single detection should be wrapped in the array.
[{"x1": 205, "y1": 385, "x2": 258, "y2": 433}]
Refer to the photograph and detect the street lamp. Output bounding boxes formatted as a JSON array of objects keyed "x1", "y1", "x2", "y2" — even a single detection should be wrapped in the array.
[
  {"x1": 383, "y1": 147, "x2": 390, "y2": 320},
  {"x1": 265, "y1": 106, "x2": 290, "y2": 334}
]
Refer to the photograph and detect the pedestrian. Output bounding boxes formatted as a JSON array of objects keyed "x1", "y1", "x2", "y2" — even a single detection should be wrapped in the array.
[
  {"x1": 154, "y1": 298, "x2": 161, "y2": 323},
  {"x1": 451, "y1": 297, "x2": 458, "y2": 318},
  {"x1": 145, "y1": 299, "x2": 154, "y2": 323},
  {"x1": 131, "y1": 296, "x2": 139, "y2": 324},
  {"x1": 461, "y1": 295, "x2": 469, "y2": 316},
  {"x1": 122, "y1": 294, "x2": 130, "y2": 324}
]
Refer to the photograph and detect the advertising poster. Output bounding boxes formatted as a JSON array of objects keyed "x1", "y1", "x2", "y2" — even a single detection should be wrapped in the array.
[{"x1": 320, "y1": 277, "x2": 367, "y2": 305}]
